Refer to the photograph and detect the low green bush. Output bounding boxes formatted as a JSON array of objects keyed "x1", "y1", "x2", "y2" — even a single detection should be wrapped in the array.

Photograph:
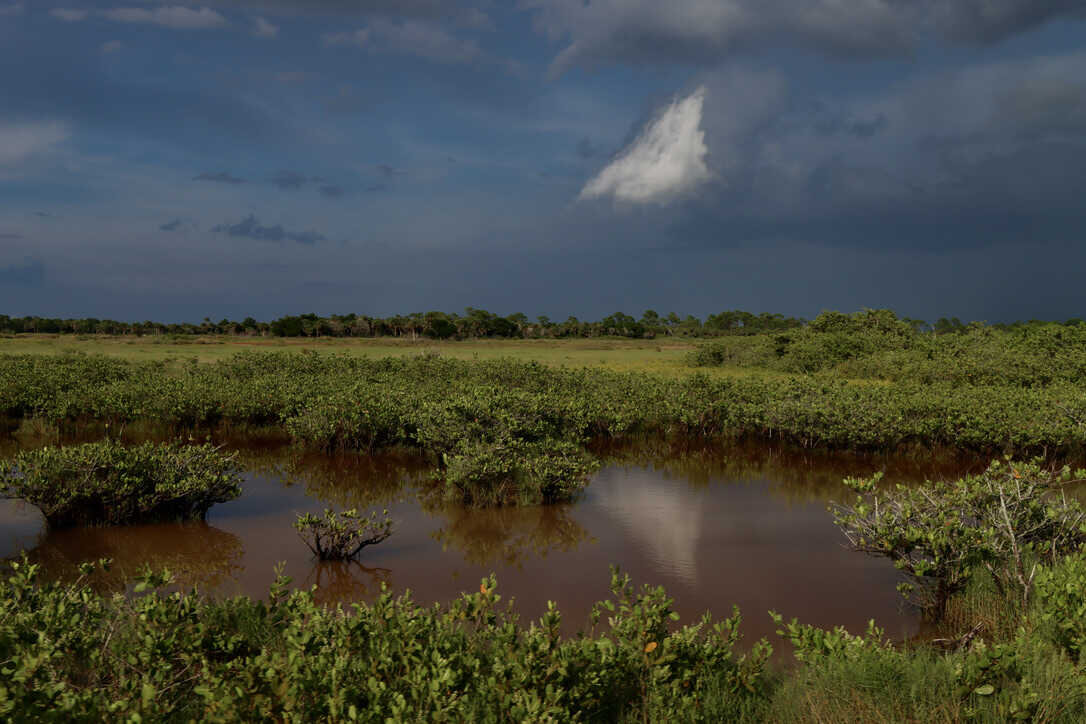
[
  {"x1": 0, "y1": 562, "x2": 772, "y2": 722},
  {"x1": 441, "y1": 436, "x2": 600, "y2": 505},
  {"x1": 4, "y1": 350, "x2": 1086, "y2": 508},
  {"x1": 831, "y1": 459, "x2": 1086, "y2": 618},
  {"x1": 1035, "y1": 552, "x2": 1086, "y2": 664},
  {"x1": 294, "y1": 508, "x2": 394, "y2": 560},
  {"x1": 0, "y1": 440, "x2": 242, "y2": 527},
  {"x1": 688, "y1": 309, "x2": 1086, "y2": 389}
]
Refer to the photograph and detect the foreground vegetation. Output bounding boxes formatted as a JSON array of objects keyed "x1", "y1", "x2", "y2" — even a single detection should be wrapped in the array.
[
  {"x1": 5, "y1": 461, "x2": 1086, "y2": 721},
  {"x1": 5, "y1": 548, "x2": 1086, "y2": 721}
]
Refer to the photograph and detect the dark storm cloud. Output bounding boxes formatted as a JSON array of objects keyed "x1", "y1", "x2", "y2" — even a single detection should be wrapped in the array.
[
  {"x1": 937, "y1": 0, "x2": 1086, "y2": 43},
  {"x1": 319, "y1": 184, "x2": 344, "y2": 198},
  {"x1": 0, "y1": 258, "x2": 44, "y2": 286},
  {"x1": 212, "y1": 214, "x2": 326, "y2": 244},
  {"x1": 197, "y1": 0, "x2": 490, "y2": 25},
  {"x1": 526, "y1": 0, "x2": 1086, "y2": 75},
  {"x1": 271, "y1": 169, "x2": 307, "y2": 190},
  {"x1": 583, "y1": 54, "x2": 1086, "y2": 252},
  {"x1": 0, "y1": 41, "x2": 288, "y2": 157},
  {"x1": 194, "y1": 171, "x2": 245, "y2": 184},
  {"x1": 159, "y1": 219, "x2": 183, "y2": 231}
]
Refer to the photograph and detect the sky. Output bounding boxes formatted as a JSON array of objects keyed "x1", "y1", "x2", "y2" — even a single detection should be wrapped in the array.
[{"x1": 1, "y1": 1, "x2": 1084, "y2": 323}]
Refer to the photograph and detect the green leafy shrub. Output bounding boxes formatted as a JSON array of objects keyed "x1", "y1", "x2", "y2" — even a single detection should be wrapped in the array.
[
  {"x1": 832, "y1": 459, "x2": 1086, "y2": 618},
  {"x1": 441, "y1": 436, "x2": 600, "y2": 505},
  {"x1": 0, "y1": 561, "x2": 771, "y2": 722},
  {"x1": 294, "y1": 508, "x2": 393, "y2": 560},
  {"x1": 1035, "y1": 552, "x2": 1086, "y2": 663},
  {"x1": 0, "y1": 440, "x2": 242, "y2": 527},
  {"x1": 5, "y1": 350, "x2": 1086, "y2": 510}
]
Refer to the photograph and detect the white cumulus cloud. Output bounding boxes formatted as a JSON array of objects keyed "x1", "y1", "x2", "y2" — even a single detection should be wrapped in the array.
[{"x1": 580, "y1": 86, "x2": 711, "y2": 204}]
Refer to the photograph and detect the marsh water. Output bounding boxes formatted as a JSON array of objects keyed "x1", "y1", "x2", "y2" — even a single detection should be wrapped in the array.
[{"x1": 0, "y1": 434, "x2": 983, "y2": 645}]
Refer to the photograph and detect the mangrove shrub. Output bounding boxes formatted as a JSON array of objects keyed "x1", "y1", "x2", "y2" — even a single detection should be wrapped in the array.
[
  {"x1": 294, "y1": 508, "x2": 394, "y2": 561},
  {"x1": 0, "y1": 440, "x2": 242, "y2": 527},
  {"x1": 831, "y1": 459, "x2": 1086, "y2": 618}
]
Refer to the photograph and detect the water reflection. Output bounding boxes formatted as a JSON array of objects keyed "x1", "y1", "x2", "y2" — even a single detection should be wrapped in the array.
[
  {"x1": 0, "y1": 434, "x2": 993, "y2": 647},
  {"x1": 590, "y1": 467, "x2": 703, "y2": 583},
  {"x1": 0, "y1": 499, "x2": 43, "y2": 559},
  {"x1": 235, "y1": 445, "x2": 428, "y2": 510},
  {"x1": 18, "y1": 521, "x2": 244, "y2": 594},
  {"x1": 429, "y1": 503, "x2": 592, "y2": 567},
  {"x1": 303, "y1": 561, "x2": 393, "y2": 606},
  {"x1": 595, "y1": 437, "x2": 987, "y2": 503}
]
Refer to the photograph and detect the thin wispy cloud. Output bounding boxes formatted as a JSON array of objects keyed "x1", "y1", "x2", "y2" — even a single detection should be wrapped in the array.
[
  {"x1": 581, "y1": 87, "x2": 710, "y2": 204},
  {"x1": 0, "y1": 121, "x2": 69, "y2": 166},
  {"x1": 271, "y1": 169, "x2": 307, "y2": 190},
  {"x1": 252, "y1": 16, "x2": 278, "y2": 38},
  {"x1": 49, "y1": 8, "x2": 87, "y2": 21},
  {"x1": 212, "y1": 214, "x2": 326, "y2": 244},
  {"x1": 324, "y1": 19, "x2": 489, "y2": 66},
  {"x1": 194, "y1": 171, "x2": 245, "y2": 184},
  {"x1": 100, "y1": 6, "x2": 227, "y2": 30}
]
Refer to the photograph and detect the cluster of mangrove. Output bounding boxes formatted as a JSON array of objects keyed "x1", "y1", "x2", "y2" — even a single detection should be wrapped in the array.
[
  {"x1": 2, "y1": 349, "x2": 1086, "y2": 505},
  {"x1": 0, "y1": 440, "x2": 242, "y2": 527},
  {"x1": 688, "y1": 308, "x2": 1086, "y2": 386},
  {"x1": 5, "y1": 460, "x2": 1086, "y2": 721}
]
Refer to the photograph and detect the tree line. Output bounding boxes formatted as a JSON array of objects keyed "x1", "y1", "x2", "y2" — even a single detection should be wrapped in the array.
[{"x1": 0, "y1": 308, "x2": 1080, "y2": 340}]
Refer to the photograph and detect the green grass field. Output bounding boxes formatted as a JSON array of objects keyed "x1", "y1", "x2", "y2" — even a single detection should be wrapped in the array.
[{"x1": 0, "y1": 334, "x2": 725, "y2": 376}]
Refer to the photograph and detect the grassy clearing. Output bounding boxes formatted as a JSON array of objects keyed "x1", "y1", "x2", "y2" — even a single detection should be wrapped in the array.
[{"x1": 0, "y1": 334, "x2": 782, "y2": 378}]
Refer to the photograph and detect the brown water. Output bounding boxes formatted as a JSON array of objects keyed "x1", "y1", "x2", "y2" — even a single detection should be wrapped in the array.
[{"x1": 0, "y1": 439, "x2": 983, "y2": 646}]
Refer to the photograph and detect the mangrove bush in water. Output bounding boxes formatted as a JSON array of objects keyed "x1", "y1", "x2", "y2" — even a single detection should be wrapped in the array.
[
  {"x1": 1, "y1": 353, "x2": 1084, "y2": 456},
  {"x1": 294, "y1": 508, "x2": 394, "y2": 561},
  {"x1": 3, "y1": 348, "x2": 1086, "y2": 504},
  {"x1": 0, "y1": 440, "x2": 242, "y2": 527}
]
